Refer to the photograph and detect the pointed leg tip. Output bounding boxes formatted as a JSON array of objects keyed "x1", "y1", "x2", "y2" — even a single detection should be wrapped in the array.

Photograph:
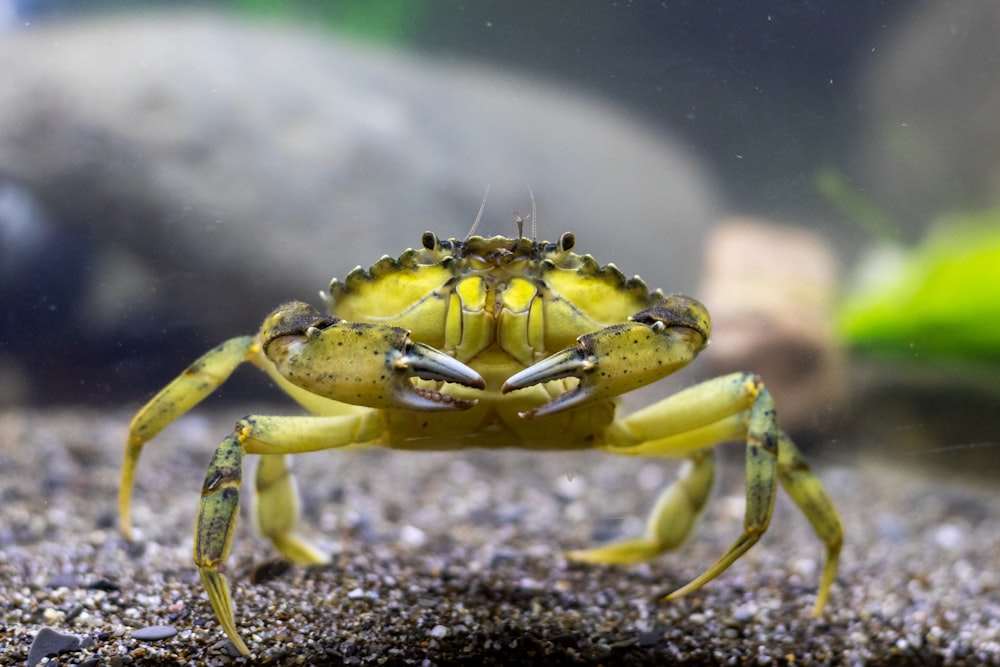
[
  {"x1": 811, "y1": 586, "x2": 832, "y2": 617},
  {"x1": 565, "y1": 538, "x2": 664, "y2": 565},
  {"x1": 199, "y1": 568, "x2": 251, "y2": 656},
  {"x1": 229, "y1": 635, "x2": 251, "y2": 658},
  {"x1": 660, "y1": 581, "x2": 696, "y2": 603},
  {"x1": 118, "y1": 506, "x2": 134, "y2": 540},
  {"x1": 273, "y1": 534, "x2": 331, "y2": 565},
  {"x1": 564, "y1": 547, "x2": 623, "y2": 564}
]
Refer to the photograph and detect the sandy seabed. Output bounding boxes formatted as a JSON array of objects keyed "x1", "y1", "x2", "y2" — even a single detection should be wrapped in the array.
[{"x1": 1, "y1": 409, "x2": 998, "y2": 665}]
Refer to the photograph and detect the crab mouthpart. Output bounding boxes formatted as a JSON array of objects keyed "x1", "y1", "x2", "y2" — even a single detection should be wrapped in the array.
[
  {"x1": 501, "y1": 348, "x2": 596, "y2": 418},
  {"x1": 394, "y1": 342, "x2": 485, "y2": 410}
]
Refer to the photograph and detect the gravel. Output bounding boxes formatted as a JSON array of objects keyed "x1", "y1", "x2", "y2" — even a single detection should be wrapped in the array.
[{"x1": 1, "y1": 408, "x2": 998, "y2": 665}]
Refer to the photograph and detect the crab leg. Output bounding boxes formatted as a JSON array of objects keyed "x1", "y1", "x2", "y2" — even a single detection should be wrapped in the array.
[
  {"x1": 772, "y1": 432, "x2": 843, "y2": 613},
  {"x1": 196, "y1": 432, "x2": 246, "y2": 655},
  {"x1": 194, "y1": 412, "x2": 387, "y2": 656},
  {"x1": 253, "y1": 453, "x2": 329, "y2": 565},
  {"x1": 587, "y1": 372, "x2": 842, "y2": 614},
  {"x1": 120, "y1": 335, "x2": 257, "y2": 538}
]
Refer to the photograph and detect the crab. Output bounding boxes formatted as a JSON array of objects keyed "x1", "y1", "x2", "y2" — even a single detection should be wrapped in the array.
[{"x1": 119, "y1": 201, "x2": 843, "y2": 656}]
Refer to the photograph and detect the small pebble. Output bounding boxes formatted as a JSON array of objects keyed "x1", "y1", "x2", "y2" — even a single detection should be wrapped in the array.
[
  {"x1": 554, "y1": 473, "x2": 587, "y2": 500},
  {"x1": 27, "y1": 627, "x2": 83, "y2": 667},
  {"x1": 42, "y1": 607, "x2": 65, "y2": 624},
  {"x1": 131, "y1": 625, "x2": 178, "y2": 642},
  {"x1": 64, "y1": 604, "x2": 85, "y2": 623},
  {"x1": 730, "y1": 603, "x2": 757, "y2": 623},
  {"x1": 47, "y1": 573, "x2": 79, "y2": 589},
  {"x1": 86, "y1": 577, "x2": 120, "y2": 591},
  {"x1": 929, "y1": 523, "x2": 965, "y2": 550},
  {"x1": 637, "y1": 630, "x2": 661, "y2": 647},
  {"x1": 399, "y1": 524, "x2": 427, "y2": 547}
]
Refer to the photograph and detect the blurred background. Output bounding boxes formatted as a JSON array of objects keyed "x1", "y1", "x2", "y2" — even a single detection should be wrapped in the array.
[{"x1": 1, "y1": 1, "x2": 999, "y2": 475}]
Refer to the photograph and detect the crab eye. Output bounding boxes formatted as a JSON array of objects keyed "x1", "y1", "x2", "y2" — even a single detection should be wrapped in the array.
[
  {"x1": 421, "y1": 232, "x2": 438, "y2": 250},
  {"x1": 559, "y1": 232, "x2": 575, "y2": 252}
]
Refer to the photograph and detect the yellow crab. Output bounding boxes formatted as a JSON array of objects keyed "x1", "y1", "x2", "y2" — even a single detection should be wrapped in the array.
[{"x1": 119, "y1": 202, "x2": 842, "y2": 656}]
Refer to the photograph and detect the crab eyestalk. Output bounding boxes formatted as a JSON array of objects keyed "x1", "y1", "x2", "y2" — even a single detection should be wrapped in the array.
[{"x1": 262, "y1": 301, "x2": 486, "y2": 410}]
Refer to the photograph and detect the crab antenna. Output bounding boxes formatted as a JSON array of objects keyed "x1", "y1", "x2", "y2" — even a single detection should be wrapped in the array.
[
  {"x1": 511, "y1": 189, "x2": 538, "y2": 241},
  {"x1": 528, "y1": 187, "x2": 537, "y2": 241},
  {"x1": 465, "y1": 184, "x2": 491, "y2": 242}
]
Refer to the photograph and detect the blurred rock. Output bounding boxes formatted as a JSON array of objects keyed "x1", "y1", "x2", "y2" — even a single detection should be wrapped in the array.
[
  {"x1": 858, "y1": 2, "x2": 1000, "y2": 231},
  {"x1": 0, "y1": 176, "x2": 92, "y2": 403},
  {"x1": 0, "y1": 12, "x2": 721, "y2": 404},
  {"x1": 697, "y1": 218, "x2": 847, "y2": 437}
]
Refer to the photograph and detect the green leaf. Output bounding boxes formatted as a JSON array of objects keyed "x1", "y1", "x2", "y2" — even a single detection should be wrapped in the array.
[{"x1": 838, "y1": 209, "x2": 1000, "y2": 363}]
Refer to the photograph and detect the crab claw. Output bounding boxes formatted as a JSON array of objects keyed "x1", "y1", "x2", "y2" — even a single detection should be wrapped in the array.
[
  {"x1": 502, "y1": 346, "x2": 595, "y2": 417},
  {"x1": 262, "y1": 301, "x2": 485, "y2": 410},
  {"x1": 503, "y1": 297, "x2": 710, "y2": 418},
  {"x1": 393, "y1": 341, "x2": 487, "y2": 409}
]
